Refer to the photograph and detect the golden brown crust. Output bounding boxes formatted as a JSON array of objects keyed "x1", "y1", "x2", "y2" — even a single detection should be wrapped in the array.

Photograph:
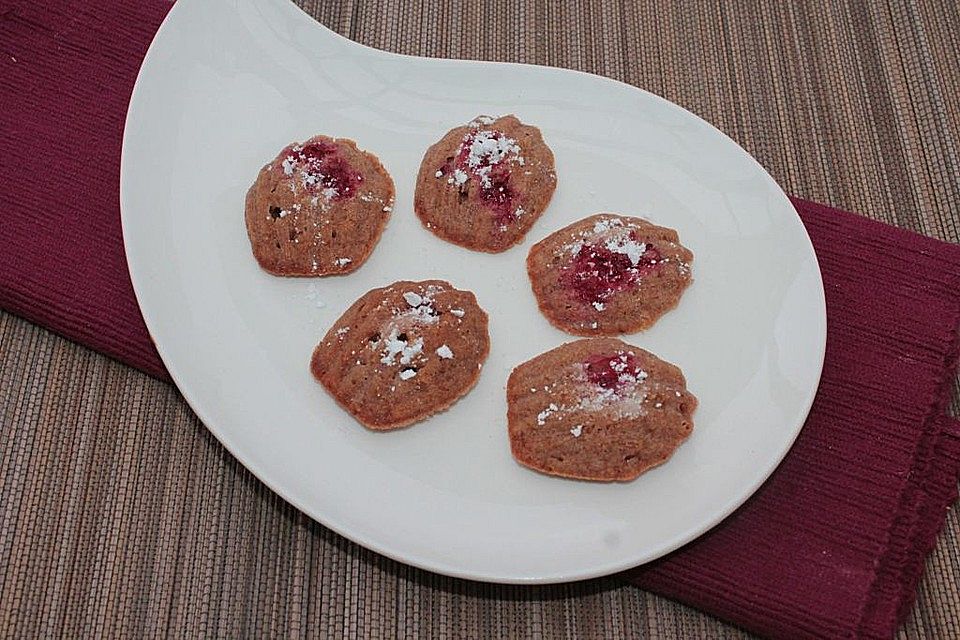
[
  {"x1": 527, "y1": 214, "x2": 693, "y2": 336},
  {"x1": 414, "y1": 115, "x2": 557, "y2": 253},
  {"x1": 506, "y1": 338, "x2": 696, "y2": 481},
  {"x1": 245, "y1": 136, "x2": 394, "y2": 276},
  {"x1": 311, "y1": 280, "x2": 490, "y2": 430}
]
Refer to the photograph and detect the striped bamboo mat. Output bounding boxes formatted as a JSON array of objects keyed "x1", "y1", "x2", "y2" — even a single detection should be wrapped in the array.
[{"x1": 2, "y1": 1, "x2": 958, "y2": 637}]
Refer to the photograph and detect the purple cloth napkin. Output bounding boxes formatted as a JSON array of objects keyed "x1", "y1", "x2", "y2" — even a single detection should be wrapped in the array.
[{"x1": 2, "y1": 2, "x2": 959, "y2": 638}]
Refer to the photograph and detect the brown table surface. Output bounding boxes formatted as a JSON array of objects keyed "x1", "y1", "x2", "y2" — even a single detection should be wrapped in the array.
[{"x1": 3, "y1": 1, "x2": 959, "y2": 637}]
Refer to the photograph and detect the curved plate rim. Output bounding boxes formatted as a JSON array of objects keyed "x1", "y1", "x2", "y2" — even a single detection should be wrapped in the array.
[{"x1": 120, "y1": 0, "x2": 827, "y2": 584}]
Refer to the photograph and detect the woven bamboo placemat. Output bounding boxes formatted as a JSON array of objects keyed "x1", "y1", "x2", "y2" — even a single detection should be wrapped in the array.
[{"x1": 2, "y1": 1, "x2": 958, "y2": 637}]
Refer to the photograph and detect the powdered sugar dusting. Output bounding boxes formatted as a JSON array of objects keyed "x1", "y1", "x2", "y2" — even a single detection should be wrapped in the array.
[
  {"x1": 532, "y1": 361, "x2": 651, "y2": 426},
  {"x1": 380, "y1": 327, "x2": 424, "y2": 366},
  {"x1": 592, "y1": 217, "x2": 624, "y2": 235},
  {"x1": 394, "y1": 286, "x2": 443, "y2": 326},
  {"x1": 537, "y1": 403, "x2": 559, "y2": 426},
  {"x1": 305, "y1": 284, "x2": 326, "y2": 309},
  {"x1": 605, "y1": 236, "x2": 648, "y2": 266},
  {"x1": 572, "y1": 352, "x2": 651, "y2": 418},
  {"x1": 436, "y1": 344, "x2": 454, "y2": 359},
  {"x1": 557, "y1": 215, "x2": 678, "y2": 306},
  {"x1": 469, "y1": 115, "x2": 496, "y2": 127},
  {"x1": 572, "y1": 217, "x2": 648, "y2": 266},
  {"x1": 464, "y1": 130, "x2": 522, "y2": 176},
  {"x1": 372, "y1": 285, "x2": 447, "y2": 372},
  {"x1": 276, "y1": 141, "x2": 363, "y2": 204},
  {"x1": 575, "y1": 386, "x2": 647, "y2": 419},
  {"x1": 401, "y1": 303, "x2": 438, "y2": 325}
]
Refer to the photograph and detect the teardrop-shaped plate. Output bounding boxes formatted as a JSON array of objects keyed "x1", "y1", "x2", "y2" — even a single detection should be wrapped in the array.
[{"x1": 121, "y1": 0, "x2": 825, "y2": 583}]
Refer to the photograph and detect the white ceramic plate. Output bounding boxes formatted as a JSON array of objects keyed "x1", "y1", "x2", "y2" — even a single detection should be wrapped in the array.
[{"x1": 121, "y1": 0, "x2": 826, "y2": 583}]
